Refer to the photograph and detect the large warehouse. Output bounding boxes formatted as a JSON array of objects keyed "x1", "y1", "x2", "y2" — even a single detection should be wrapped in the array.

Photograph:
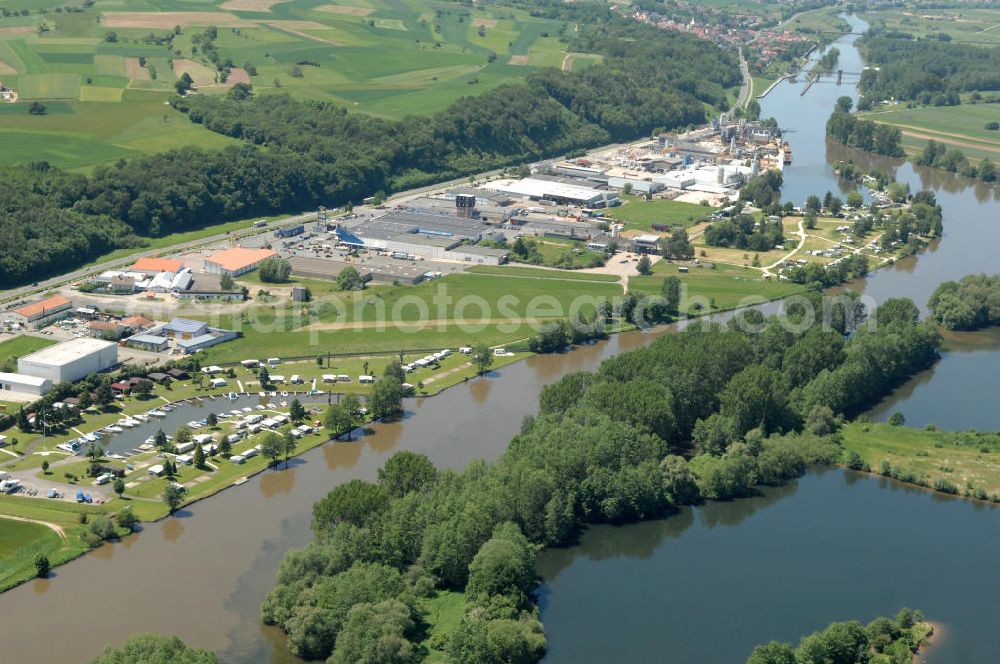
[
  {"x1": 336, "y1": 210, "x2": 508, "y2": 265},
  {"x1": 482, "y1": 178, "x2": 620, "y2": 208},
  {"x1": 204, "y1": 247, "x2": 277, "y2": 277},
  {"x1": 18, "y1": 338, "x2": 118, "y2": 385}
]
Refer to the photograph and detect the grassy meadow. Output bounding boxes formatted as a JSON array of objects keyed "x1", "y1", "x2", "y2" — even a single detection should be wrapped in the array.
[
  {"x1": 860, "y1": 103, "x2": 1000, "y2": 163},
  {"x1": 192, "y1": 270, "x2": 624, "y2": 362},
  {"x1": 0, "y1": 0, "x2": 591, "y2": 170},
  {"x1": 841, "y1": 422, "x2": 1000, "y2": 499},
  {"x1": 862, "y1": 8, "x2": 1000, "y2": 47},
  {"x1": 607, "y1": 197, "x2": 718, "y2": 232},
  {"x1": 629, "y1": 260, "x2": 804, "y2": 313}
]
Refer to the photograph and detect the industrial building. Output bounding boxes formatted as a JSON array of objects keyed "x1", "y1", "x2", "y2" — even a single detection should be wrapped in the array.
[
  {"x1": 0, "y1": 372, "x2": 51, "y2": 397},
  {"x1": 125, "y1": 334, "x2": 169, "y2": 352},
  {"x1": 94, "y1": 266, "x2": 193, "y2": 295},
  {"x1": 17, "y1": 338, "x2": 118, "y2": 385},
  {"x1": 174, "y1": 275, "x2": 246, "y2": 302},
  {"x1": 160, "y1": 318, "x2": 208, "y2": 339},
  {"x1": 483, "y1": 178, "x2": 619, "y2": 208},
  {"x1": 123, "y1": 318, "x2": 238, "y2": 355},
  {"x1": 631, "y1": 235, "x2": 663, "y2": 254},
  {"x1": 131, "y1": 257, "x2": 184, "y2": 274},
  {"x1": 336, "y1": 209, "x2": 508, "y2": 265},
  {"x1": 204, "y1": 247, "x2": 277, "y2": 277},
  {"x1": 2, "y1": 295, "x2": 73, "y2": 330}
]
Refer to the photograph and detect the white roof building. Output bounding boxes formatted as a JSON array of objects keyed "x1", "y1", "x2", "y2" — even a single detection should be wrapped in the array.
[
  {"x1": 18, "y1": 338, "x2": 118, "y2": 385},
  {"x1": 483, "y1": 178, "x2": 618, "y2": 207},
  {"x1": 0, "y1": 371, "x2": 52, "y2": 397}
]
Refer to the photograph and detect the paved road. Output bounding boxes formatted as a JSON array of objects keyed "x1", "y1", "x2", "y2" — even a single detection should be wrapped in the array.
[
  {"x1": 734, "y1": 50, "x2": 752, "y2": 111},
  {"x1": 0, "y1": 211, "x2": 319, "y2": 305}
]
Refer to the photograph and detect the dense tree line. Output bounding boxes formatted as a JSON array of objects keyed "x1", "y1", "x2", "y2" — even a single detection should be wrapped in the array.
[
  {"x1": 928, "y1": 273, "x2": 1000, "y2": 330},
  {"x1": 858, "y1": 34, "x2": 1000, "y2": 107},
  {"x1": 261, "y1": 296, "x2": 940, "y2": 663},
  {"x1": 746, "y1": 608, "x2": 931, "y2": 664},
  {"x1": 916, "y1": 140, "x2": 998, "y2": 182},
  {"x1": 0, "y1": 14, "x2": 736, "y2": 287},
  {"x1": 826, "y1": 107, "x2": 904, "y2": 157}
]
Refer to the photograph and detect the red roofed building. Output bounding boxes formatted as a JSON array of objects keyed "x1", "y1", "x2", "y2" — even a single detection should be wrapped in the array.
[
  {"x1": 131, "y1": 257, "x2": 184, "y2": 274},
  {"x1": 204, "y1": 247, "x2": 277, "y2": 277},
  {"x1": 121, "y1": 315, "x2": 154, "y2": 332},
  {"x1": 2, "y1": 295, "x2": 72, "y2": 329}
]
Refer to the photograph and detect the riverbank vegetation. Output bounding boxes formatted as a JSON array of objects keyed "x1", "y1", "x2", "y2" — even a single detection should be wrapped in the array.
[
  {"x1": 90, "y1": 634, "x2": 217, "y2": 664},
  {"x1": 826, "y1": 97, "x2": 905, "y2": 157},
  {"x1": 842, "y1": 421, "x2": 1000, "y2": 502},
  {"x1": 260, "y1": 295, "x2": 941, "y2": 663},
  {"x1": 928, "y1": 274, "x2": 1000, "y2": 331},
  {"x1": 746, "y1": 608, "x2": 933, "y2": 664},
  {"x1": 914, "y1": 140, "x2": 997, "y2": 182}
]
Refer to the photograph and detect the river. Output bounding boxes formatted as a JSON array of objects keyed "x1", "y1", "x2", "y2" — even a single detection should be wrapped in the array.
[
  {"x1": 537, "y1": 14, "x2": 1000, "y2": 664},
  {"x1": 1, "y1": 13, "x2": 998, "y2": 664}
]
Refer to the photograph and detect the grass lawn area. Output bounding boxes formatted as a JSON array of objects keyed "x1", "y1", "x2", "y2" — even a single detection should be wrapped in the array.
[
  {"x1": 860, "y1": 104, "x2": 1000, "y2": 162},
  {"x1": 0, "y1": 494, "x2": 103, "y2": 592},
  {"x1": 608, "y1": 197, "x2": 717, "y2": 232},
  {"x1": 467, "y1": 265, "x2": 621, "y2": 282},
  {"x1": 0, "y1": 335, "x2": 57, "y2": 364},
  {"x1": 195, "y1": 272, "x2": 621, "y2": 361},
  {"x1": 0, "y1": 519, "x2": 65, "y2": 591},
  {"x1": 419, "y1": 590, "x2": 467, "y2": 664},
  {"x1": 692, "y1": 241, "x2": 788, "y2": 269},
  {"x1": 841, "y1": 422, "x2": 1000, "y2": 498},
  {"x1": 630, "y1": 261, "x2": 804, "y2": 313},
  {"x1": 798, "y1": 236, "x2": 838, "y2": 264},
  {"x1": 514, "y1": 236, "x2": 609, "y2": 270}
]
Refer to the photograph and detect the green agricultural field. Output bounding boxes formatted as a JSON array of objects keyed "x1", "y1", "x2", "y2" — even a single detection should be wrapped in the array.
[
  {"x1": 0, "y1": 94, "x2": 238, "y2": 170},
  {"x1": 860, "y1": 103, "x2": 1000, "y2": 162},
  {"x1": 629, "y1": 261, "x2": 804, "y2": 313},
  {"x1": 841, "y1": 422, "x2": 1000, "y2": 498},
  {"x1": 0, "y1": 0, "x2": 598, "y2": 168},
  {"x1": 17, "y1": 72, "x2": 81, "y2": 99},
  {"x1": 862, "y1": 8, "x2": 1000, "y2": 47},
  {"x1": 609, "y1": 197, "x2": 718, "y2": 232},
  {"x1": 783, "y1": 7, "x2": 849, "y2": 38}
]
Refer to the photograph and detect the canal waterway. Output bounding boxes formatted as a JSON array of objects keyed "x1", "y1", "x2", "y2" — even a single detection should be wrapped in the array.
[{"x1": 0, "y1": 12, "x2": 998, "y2": 664}]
